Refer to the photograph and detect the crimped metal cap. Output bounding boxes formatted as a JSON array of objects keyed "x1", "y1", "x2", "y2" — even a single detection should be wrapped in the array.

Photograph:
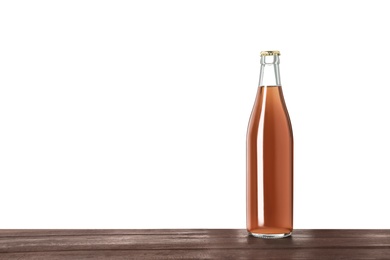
[{"x1": 260, "y1": 50, "x2": 281, "y2": 56}]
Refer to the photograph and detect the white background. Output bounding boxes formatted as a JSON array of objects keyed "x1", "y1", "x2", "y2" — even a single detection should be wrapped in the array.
[{"x1": 1, "y1": 0, "x2": 389, "y2": 229}]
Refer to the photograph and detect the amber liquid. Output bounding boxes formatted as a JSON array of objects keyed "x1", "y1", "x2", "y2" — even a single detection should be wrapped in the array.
[{"x1": 247, "y1": 85, "x2": 293, "y2": 235}]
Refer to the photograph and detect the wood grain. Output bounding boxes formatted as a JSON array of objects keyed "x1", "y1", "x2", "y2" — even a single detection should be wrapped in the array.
[{"x1": 0, "y1": 230, "x2": 389, "y2": 259}]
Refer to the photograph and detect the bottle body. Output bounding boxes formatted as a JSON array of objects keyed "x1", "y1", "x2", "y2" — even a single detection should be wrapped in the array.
[{"x1": 246, "y1": 52, "x2": 293, "y2": 238}]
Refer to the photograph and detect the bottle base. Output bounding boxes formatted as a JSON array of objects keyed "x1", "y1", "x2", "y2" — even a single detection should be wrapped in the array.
[{"x1": 249, "y1": 232, "x2": 292, "y2": 239}]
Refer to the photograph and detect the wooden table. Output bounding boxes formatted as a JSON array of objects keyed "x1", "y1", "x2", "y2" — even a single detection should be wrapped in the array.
[{"x1": 0, "y1": 229, "x2": 389, "y2": 259}]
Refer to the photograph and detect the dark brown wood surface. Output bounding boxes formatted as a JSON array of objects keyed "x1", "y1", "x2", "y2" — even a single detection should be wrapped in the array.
[{"x1": 0, "y1": 229, "x2": 389, "y2": 259}]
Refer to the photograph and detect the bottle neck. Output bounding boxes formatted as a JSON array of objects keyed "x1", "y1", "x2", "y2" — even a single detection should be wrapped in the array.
[{"x1": 258, "y1": 55, "x2": 281, "y2": 87}]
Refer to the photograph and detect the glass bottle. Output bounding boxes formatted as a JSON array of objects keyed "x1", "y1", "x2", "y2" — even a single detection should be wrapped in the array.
[{"x1": 246, "y1": 50, "x2": 293, "y2": 239}]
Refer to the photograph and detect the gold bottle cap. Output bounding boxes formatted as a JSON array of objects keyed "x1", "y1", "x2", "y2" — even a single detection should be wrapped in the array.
[{"x1": 260, "y1": 50, "x2": 281, "y2": 56}]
